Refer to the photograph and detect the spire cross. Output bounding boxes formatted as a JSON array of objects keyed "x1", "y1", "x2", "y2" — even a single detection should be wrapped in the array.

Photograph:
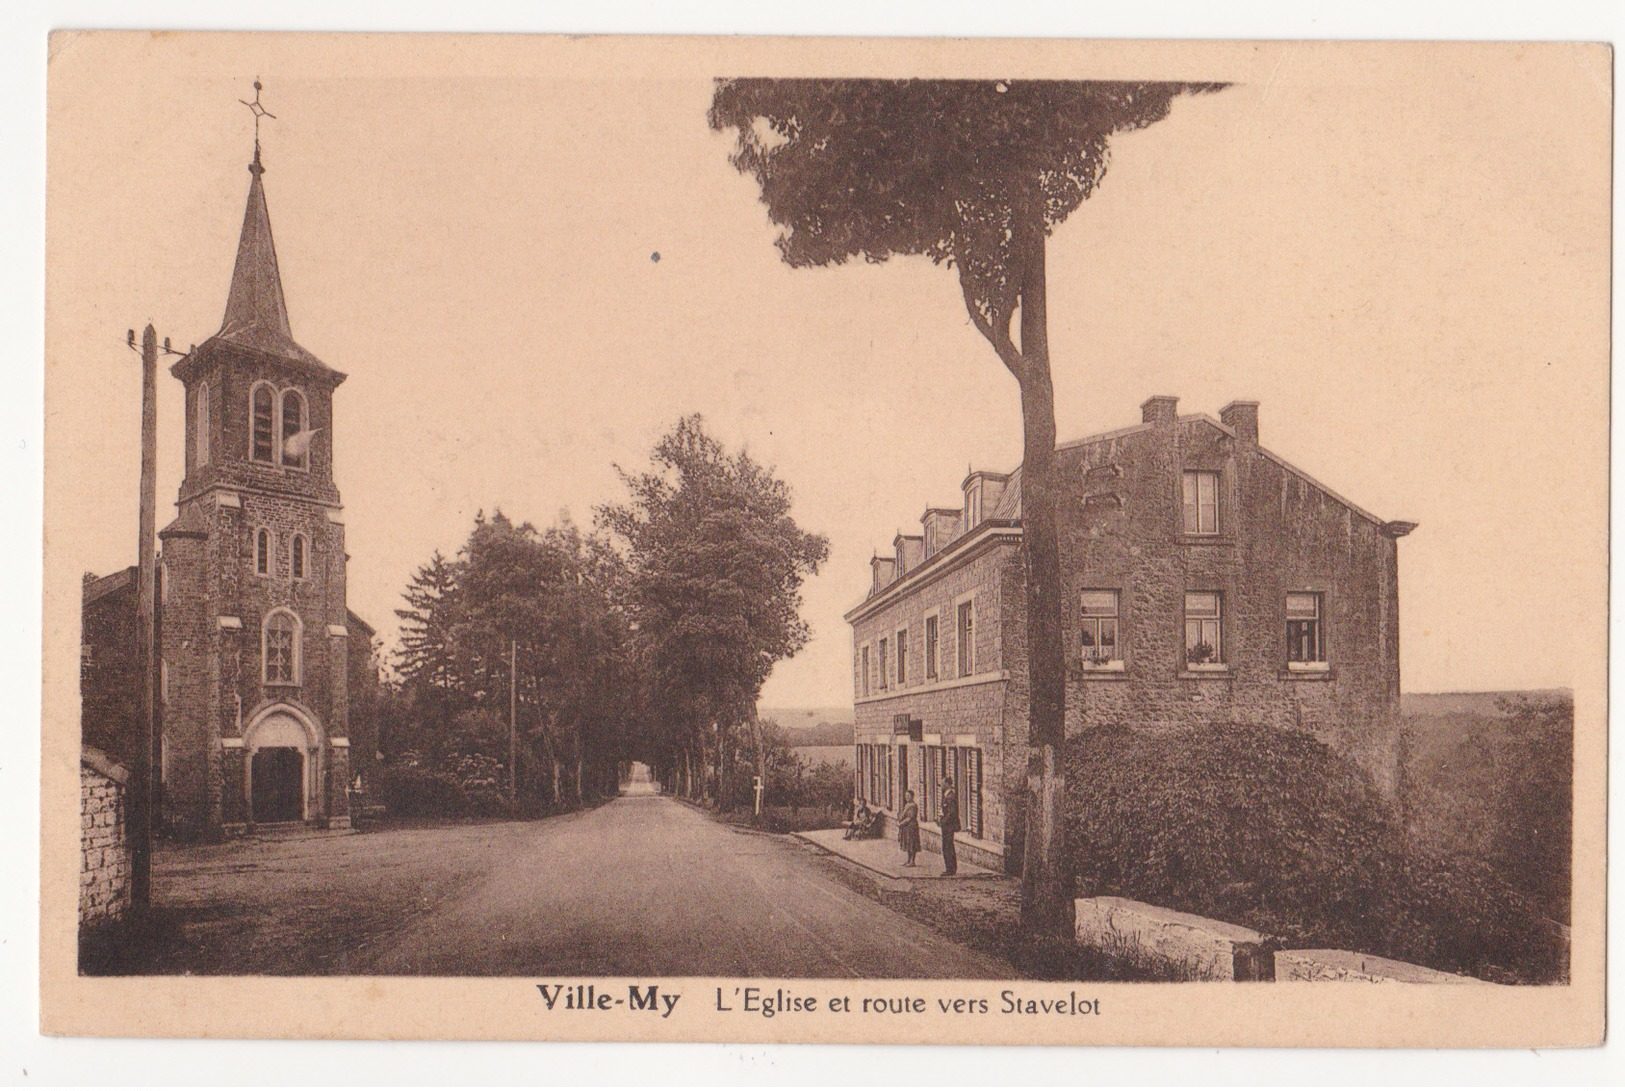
[{"x1": 239, "y1": 78, "x2": 276, "y2": 173}]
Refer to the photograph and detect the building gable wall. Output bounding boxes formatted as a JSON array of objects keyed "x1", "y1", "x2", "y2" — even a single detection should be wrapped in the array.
[{"x1": 1047, "y1": 417, "x2": 1401, "y2": 792}]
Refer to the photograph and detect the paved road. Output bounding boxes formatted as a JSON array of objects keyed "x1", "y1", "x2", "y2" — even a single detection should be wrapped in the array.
[{"x1": 352, "y1": 789, "x2": 1013, "y2": 978}]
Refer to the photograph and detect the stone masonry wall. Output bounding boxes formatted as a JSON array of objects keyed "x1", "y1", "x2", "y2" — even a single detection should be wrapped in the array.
[
  {"x1": 80, "y1": 749, "x2": 131, "y2": 930},
  {"x1": 1052, "y1": 414, "x2": 1403, "y2": 794},
  {"x1": 179, "y1": 355, "x2": 342, "y2": 509},
  {"x1": 158, "y1": 522, "x2": 220, "y2": 840},
  {"x1": 852, "y1": 536, "x2": 1022, "y2": 867},
  {"x1": 997, "y1": 555, "x2": 1032, "y2": 870}
]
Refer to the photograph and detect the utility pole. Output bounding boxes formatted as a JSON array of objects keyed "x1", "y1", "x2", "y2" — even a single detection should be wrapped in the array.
[
  {"x1": 509, "y1": 639, "x2": 518, "y2": 814},
  {"x1": 128, "y1": 324, "x2": 159, "y2": 908}
]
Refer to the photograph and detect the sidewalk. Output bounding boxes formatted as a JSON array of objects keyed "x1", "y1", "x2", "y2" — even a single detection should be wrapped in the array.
[{"x1": 794, "y1": 827, "x2": 997, "y2": 883}]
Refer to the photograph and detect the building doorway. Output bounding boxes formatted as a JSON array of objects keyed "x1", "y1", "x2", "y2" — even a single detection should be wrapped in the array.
[{"x1": 251, "y1": 746, "x2": 305, "y2": 823}]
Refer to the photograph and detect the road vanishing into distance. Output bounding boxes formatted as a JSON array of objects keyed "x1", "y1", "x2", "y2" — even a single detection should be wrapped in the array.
[{"x1": 350, "y1": 782, "x2": 1012, "y2": 978}]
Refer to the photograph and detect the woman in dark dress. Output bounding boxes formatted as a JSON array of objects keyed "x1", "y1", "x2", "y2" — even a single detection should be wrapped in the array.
[{"x1": 897, "y1": 789, "x2": 921, "y2": 867}]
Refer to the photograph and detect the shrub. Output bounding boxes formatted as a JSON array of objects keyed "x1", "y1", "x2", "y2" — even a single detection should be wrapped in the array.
[
  {"x1": 802, "y1": 760, "x2": 856, "y2": 812},
  {"x1": 1065, "y1": 721, "x2": 1564, "y2": 983},
  {"x1": 373, "y1": 765, "x2": 469, "y2": 818},
  {"x1": 451, "y1": 752, "x2": 512, "y2": 816}
]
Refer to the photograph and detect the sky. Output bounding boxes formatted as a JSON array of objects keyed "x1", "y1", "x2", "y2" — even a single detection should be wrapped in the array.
[{"x1": 45, "y1": 35, "x2": 1609, "y2": 709}]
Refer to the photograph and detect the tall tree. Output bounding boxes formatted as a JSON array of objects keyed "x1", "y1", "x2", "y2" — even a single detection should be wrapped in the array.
[
  {"x1": 394, "y1": 550, "x2": 465, "y2": 695},
  {"x1": 391, "y1": 512, "x2": 632, "y2": 809},
  {"x1": 600, "y1": 416, "x2": 829, "y2": 806},
  {"x1": 709, "y1": 78, "x2": 1223, "y2": 931}
]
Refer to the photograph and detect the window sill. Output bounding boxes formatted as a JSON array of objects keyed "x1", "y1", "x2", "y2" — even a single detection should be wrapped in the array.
[
  {"x1": 1180, "y1": 534, "x2": 1232, "y2": 546},
  {"x1": 1079, "y1": 660, "x2": 1127, "y2": 677},
  {"x1": 1179, "y1": 664, "x2": 1232, "y2": 680},
  {"x1": 1280, "y1": 665, "x2": 1336, "y2": 681}
]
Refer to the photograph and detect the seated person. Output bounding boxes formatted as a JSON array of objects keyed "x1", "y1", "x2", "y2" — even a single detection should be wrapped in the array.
[{"x1": 844, "y1": 797, "x2": 874, "y2": 839}]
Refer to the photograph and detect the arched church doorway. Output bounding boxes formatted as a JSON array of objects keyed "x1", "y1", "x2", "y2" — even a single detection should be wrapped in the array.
[
  {"x1": 251, "y1": 747, "x2": 304, "y2": 822},
  {"x1": 245, "y1": 709, "x2": 317, "y2": 824}
]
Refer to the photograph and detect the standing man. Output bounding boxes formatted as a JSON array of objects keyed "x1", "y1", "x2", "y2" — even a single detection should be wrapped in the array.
[{"x1": 939, "y1": 779, "x2": 960, "y2": 876}]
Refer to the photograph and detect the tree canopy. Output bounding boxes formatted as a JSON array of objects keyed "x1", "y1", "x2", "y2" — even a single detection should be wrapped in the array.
[
  {"x1": 599, "y1": 415, "x2": 828, "y2": 801},
  {"x1": 708, "y1": 78, "x2": 1223, "y2": 372},
  {"x1": 387, "y1": 510, "x2": 632, "y2": 808}
]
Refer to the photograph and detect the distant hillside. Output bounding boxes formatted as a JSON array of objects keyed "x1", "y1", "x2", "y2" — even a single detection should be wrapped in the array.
[
  {"x1": 1400, "y1": 689, "x2": 1574, "y2": 924},
  {"x1": 760, "y1": 707, "x2": 854, "y2": 747},
  {"x1": 761, "y1": 706, "x2": 854, "y2": 728},
  {"x1": 1401, "y1": 689, "x2": 1572, "y2": 719}
]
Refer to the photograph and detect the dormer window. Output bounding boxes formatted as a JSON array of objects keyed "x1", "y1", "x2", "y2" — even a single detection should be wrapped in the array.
[
  {"x1": 965, "y1": 484, "x2": 982, "y2": 529},
  {"x1": 251, "y1": 383, "x2": 276, "y2": 463}
]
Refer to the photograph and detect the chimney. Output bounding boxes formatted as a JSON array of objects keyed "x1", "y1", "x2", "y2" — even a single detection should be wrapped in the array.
[
  {"x1": 1141, "y1": 395, "x2": 1179, "y2": 426},
  {"x1": 1220, "y1": 400, "x2": 1260, "y2": 445}
]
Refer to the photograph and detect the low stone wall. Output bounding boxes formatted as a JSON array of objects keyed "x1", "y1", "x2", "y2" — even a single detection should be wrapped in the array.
[
  {"x1": 1074, "y1": 895, "x2": 1486, "y2": 984},
  {"x1": 1075, "y1": 897, "x2": 1272, "y2": 981},
  {"x1": 1274, "y1": 949, "x2": 1479, "y2": 984},
  {"x1": 80, "y1": 747, "x2": 131, "y2": 930}
]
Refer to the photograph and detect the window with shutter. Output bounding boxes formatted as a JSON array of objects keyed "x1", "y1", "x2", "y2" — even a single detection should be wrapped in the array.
[
  {"x1": 281, "y1": 389, "x2": 308, "y2": 470},
  {"x1": 251, "y1": 384, "x2": 276, "y2": 463}
]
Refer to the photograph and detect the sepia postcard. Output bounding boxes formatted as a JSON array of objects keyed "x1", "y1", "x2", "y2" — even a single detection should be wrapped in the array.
[{"x1": 40, "y1": 31, "x2": 1608, "y2": 1048}]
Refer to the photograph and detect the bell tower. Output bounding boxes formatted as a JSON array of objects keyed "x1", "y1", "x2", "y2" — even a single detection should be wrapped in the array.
[{"x1": 159, "y1": 98, "x2": 352, "y2": 839}]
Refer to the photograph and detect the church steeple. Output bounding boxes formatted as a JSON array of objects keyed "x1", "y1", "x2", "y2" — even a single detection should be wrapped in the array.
[
  {"x1": 218, "y1": 154, "x2": 295, "y2": 352},
  {"x1": 208, "y1": 81, "x2": 332, "y2": 374}
]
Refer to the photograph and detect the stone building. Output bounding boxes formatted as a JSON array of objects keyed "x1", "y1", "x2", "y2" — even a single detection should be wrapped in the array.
[
  {"x1": 79, "y1": 141, "x2": 378, "y2": 840},
  {"x1": 80, "y1": 568, "x2": 379, "y2": 837},
  {"x1": 846, "y1": 396, "x2": 1417, "y2": 873}
]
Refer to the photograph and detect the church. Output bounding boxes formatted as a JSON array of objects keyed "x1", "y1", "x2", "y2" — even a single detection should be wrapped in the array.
[{"x1": 80, "y1": 131, "x2": 377, "y2": 841}]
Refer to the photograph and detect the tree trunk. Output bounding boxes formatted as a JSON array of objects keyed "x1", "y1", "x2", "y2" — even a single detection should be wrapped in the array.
[{"x1": 1014, "y1": 227, "x2": 1074, "y2": 935}]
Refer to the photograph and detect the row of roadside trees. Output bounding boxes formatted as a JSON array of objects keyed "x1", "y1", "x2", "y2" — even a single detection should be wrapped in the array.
[{"x1": 374, "y1": 414, "x2": 828, "y2": 819}]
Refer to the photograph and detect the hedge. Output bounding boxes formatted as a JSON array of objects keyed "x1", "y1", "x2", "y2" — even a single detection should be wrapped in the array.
[{"x1": 1064, "y1": 722, "x2": 1564, "y2": 984}]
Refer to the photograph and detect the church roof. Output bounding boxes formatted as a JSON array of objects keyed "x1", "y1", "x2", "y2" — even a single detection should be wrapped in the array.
[
  {"x1": 82, "y1": 566, "x2": 136, "y2": 609},
  {"x1": 158, "y1": 503, "x2": 210, "y2": 540},
  {"x1": 211, "y1": 153, "x2": 333, "y2": 375}
]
